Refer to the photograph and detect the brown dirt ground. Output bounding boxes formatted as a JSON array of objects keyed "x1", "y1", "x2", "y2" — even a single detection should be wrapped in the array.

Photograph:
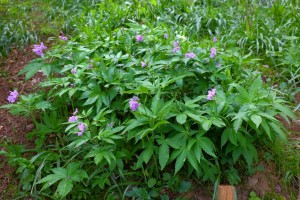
[
  {"x1": 0, "y1": 47, "x2": 299, "y2": 199},
  {"x1": 0, "y1": 47, "x2": 43, "y2": 199}
]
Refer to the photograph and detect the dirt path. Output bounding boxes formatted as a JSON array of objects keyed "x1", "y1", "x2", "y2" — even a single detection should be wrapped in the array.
[{"x1": 0, "y1": 47, "x2": 38, "y2": 198}]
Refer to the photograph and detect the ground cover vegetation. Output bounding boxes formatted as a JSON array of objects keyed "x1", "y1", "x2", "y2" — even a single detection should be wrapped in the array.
[{"x1": 0, "y1": 0, "x2": 299, "y2": 199}]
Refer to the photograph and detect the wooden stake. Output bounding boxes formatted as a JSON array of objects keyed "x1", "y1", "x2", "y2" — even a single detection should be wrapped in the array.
[{"x1": 218, "y1": 185, "x2": 235, "y2": 200}]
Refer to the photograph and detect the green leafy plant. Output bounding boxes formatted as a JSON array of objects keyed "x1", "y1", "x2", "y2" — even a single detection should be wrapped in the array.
[{"x1": 1, "y1": 0, "x2": 299, "y2": 199}]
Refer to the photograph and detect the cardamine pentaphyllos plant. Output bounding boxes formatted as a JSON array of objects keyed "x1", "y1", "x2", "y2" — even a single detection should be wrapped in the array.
[{"x1": 1, "y1": 10, "x2": 296, "y2": 200}]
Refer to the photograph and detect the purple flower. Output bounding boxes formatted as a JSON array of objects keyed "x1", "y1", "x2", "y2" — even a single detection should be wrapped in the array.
[
  {"x1": 87, "y1": 64, "x2": 93, "y2": 69},
  {"x1": 77, "y1": 123, "x2": 85, "y2": 136},
  {"x1": 7, "y1": 90, "x2": 19, "y2": 103},
  {"x1": 141, "y1": 61, "x2": 147, "y2": 67},
  {"x1": 207, "y1": 88, "x2": 216, "y2": 100},
  {"x1": 213, "y1": 37, "x2": 217, "y2": 43},
  {"x1": 173, "y1": 46, "x2": 180, "y2": 53},
  {"x1": 136, "y1": 35, "x2": 143, "y2": 42},
  {"x1": 210, "y1": 48, "x2": 217, "y2": 58},
  {"x1": 275, "y1": 185, "x2": 281, "y2": 193},
  {"x1": 68, "y1": 116, "x2": 78, "y2": 123},
  {"x1": 70, "y1": 83, "x2": 75, "y2": 88},
  {"x1": 164, "y1": 34, "x2": 168, "y2": 39},
  {"x1": 59, "y1": 35, "x2": 68, "y2": 41},
  {"x1": 73, "y1": 108, "x2": 78, "y2": 115},
  {"x1": 185, "y1": 52, "x2": 196, "y2": 59},
  {"x1": 39, "y1": 42, "x2": 47, "y2": 50},
  {"x1": 173, "y1": 41, "x2": 179, "y2": 47},
  {"x1": 129, "y1": 96, "x2": 140, "y2": 112},
  {"x1": 59, "y1": 32, "x2": 68, "y2": 40},
  {"x1": 71, "y1": 68, "x2": 77, "y2": 74},
  {"x1": 107, "y1": 122, "x2": 115, "y2": 127},
  {"x1": 32, "y1": 42, "x2": 47, "y2": 56}
]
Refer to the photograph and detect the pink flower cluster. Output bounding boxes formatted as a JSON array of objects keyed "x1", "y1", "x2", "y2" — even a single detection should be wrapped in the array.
[
  {"x1": 207, "y1": 89, "x2": 216, "y2": 100},
  {"x1": 210, "y1": 48, "x2": 217, "y2": 58},
  {"x1": 77, "y1": 123, "x2": 85, "y2": 136},
  {"x1": 136, "y1": 35, "x2": 143, "y2": 42},
  {"x1": 32, "y1": 42, "x2": 47, "y2": 56},
  {"x1": 59, "y1": 32, "x2": 68, "y2": 40},
  {"x1": 68, "y1": 108, "x2": 86, "y2": 136},
  {"x1": 173, "y1": 41, "x2": 180, "y2": 53},
  {"x1": 7, "y1": 90, "x2": 19, "y2": 103},
  {"x1": 59, "y1": 35, "x2": 68, "y2": 41},
  {"x1": 185, "y1": 52, "x2": 196, "y2": 59},
  {"x1": 141, "y1": 61, "x2": 147, "y2": 67},
  {"x1": 129, "y1": 96, "x2": 140, "y2": 112}
]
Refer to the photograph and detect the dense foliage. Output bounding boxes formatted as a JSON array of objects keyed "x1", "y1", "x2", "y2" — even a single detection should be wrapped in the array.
[{"x1": 1, "y1": 0, "x2": 299, "y2": 199}]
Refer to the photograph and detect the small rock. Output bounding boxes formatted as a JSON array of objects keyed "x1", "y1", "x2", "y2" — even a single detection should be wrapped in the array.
[
  {"x1": 26, "y1": 124, "x2": 34, "y2": 131},
  {"x1": 248, "y1": 177, "x2": 258, "y2": 187}
]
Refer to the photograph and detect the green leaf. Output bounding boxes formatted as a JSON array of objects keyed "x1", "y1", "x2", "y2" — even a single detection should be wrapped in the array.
[
  {"x1": 147, "y1": 178, "x2": 156, "y2": 188},
  {"x1": 260, "y1": 120, "x2": 271, "y2": 139},
  {"x1": 269, "y1": 122, "x2": 287, "y2": 142},
  {"x1": 35, "y1": 101, "x2": 52, "y2": 111},
  {"x1": 221, "y1": 128, "x2": 230, "y2": 147},
  {"x1": 41, "y1": 64, "x2": 52, "y2": 77},
  {"x1": 187, "y1": 153, "x2": 198, "y2": 172},
  {"x1": 232, "y1": 147, "x2": 242, "y2": 163},
  {"x1": 175, "y1": 149, "x2": 187, "y2": 174},
  {"x1": 178, "y1": 181, "x2": 192, "y2": 193},
  {"x1": 274, "y1": 103, "x2": 296, "y2": 121},
  {"x1": 94, "y1": 153, "x2": 103, "y2": 165},
  {"x1": 198, "y1": 138, "x2": 216, "y2": 158},
  {"x1": 55, "y1": 179, "x2": 73, "y2": 198},
  {"x1": 231, "y1": 83, "x2": 250, "y2": 103},
  {"x1": 176, "y1": 114, "x2": 187, "y2": 124},
  {"x1": 202, "y1": 119, "x2": 212, "y2": 131},
  {"x1": 142, "y1": 147, "x2": 153, "y2": 164},
  {"x1": 249, "y1": 76, "x2": 262, "y2": 98},
  {"x1": 159, "y1": 141, "x2": 169, "y2": 170},
  {"x1": 193, "y1": 143, "x2": 202, "y2": 163},
  {"x1": 37, "y1": 167, "x2": 67, "y2": 190},
  {"x1": 151, "y1": 92, "x2": 160, "y2": 115},
  {"x1": 250, "y1": 114, "x2": 262, "y2": 128},
  {"x1": 123, "y1": 119, "x2": 147, "y2": 135},
  {"x1": 185, "y1": 112, "x2": 204, "y2": 123},
  {"x1": 18, "y1": 60, "x2": 43, "y2": 80},
  {"x1": 83, "y1": 95, "x2": 99, "y2": 106},
  {"x1": 233, "y1": 117, "x2": 243, "y2": 132}
]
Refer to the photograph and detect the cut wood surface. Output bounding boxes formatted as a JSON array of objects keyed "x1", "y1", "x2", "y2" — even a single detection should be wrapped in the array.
[{"x1": 218, "y1": 185, "x2": 235, "y2": 200}]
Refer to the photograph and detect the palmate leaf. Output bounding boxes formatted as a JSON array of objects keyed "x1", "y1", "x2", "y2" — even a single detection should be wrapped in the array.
[
  {"x1": 221, "y1": 127, "x2": 238, "y2": 147},
  {"x1": 34, "y1": 101, "x2": 52, "y2": 111},
  {"x1": 18, "y1": 59, "x2": 43, "y2": 80},
  {"x1": 55, "y1": 179, "x2": 73, "y2": 198},
  {"x1": 37, "y1": 162, "x2": 87, "y2": 198},
  {"x1": 37, "y1": 167, "x2": 67, "y2": 190}
]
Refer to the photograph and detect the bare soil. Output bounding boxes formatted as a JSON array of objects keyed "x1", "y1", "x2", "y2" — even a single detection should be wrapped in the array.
[{"x1": 0, "y1": 47, "x2": 41, "y2": 199}]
